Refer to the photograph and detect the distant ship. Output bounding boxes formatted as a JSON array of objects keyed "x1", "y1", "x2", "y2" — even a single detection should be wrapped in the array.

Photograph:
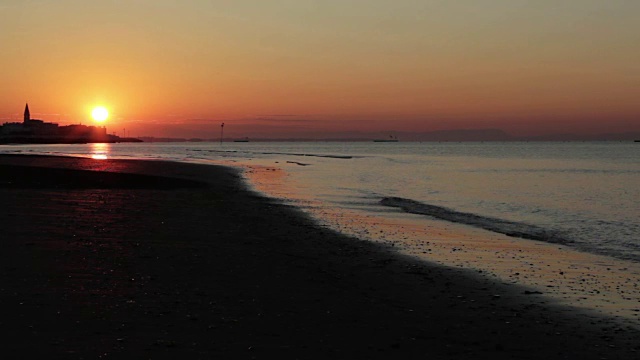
[
  {"x1": 233, "y1": 137, "x2": 250, "y2": 142},
  {"x1": 373, "y1": 135, "x2": 398, "y2": 142}
]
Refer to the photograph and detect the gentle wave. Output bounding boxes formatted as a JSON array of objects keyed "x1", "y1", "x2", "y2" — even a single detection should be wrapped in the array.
[
  {"x1": 189, "y1": 149, "x2": 354, "y2": 159},
  {"x1": 469, "y1": 168, "x2": 640, "y2": 175},
  {"x1": 380, "y1": 197, "x2": 570, "y2": 244}
]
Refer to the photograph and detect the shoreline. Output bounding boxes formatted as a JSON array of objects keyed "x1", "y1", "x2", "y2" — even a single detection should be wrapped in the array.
[
  {"x1": 1, "y1": 154, "x2": 639, "y2": 358},
  {"x1": 243, "y1": 162, "x2": 640, "y2": 323}
]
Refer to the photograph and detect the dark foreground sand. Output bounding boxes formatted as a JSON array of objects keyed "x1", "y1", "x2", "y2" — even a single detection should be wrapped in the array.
[{"x1": 0, "y1": 154, "x2": 638, "y2": 359}]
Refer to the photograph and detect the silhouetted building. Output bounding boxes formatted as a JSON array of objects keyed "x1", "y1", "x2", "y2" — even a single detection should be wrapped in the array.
[
  {"x1": 0, "y1": 103, "x2": 128, "y2": 144},
  {"x1": 24, "y1": 103, "x2": 30, "y2": 122}
]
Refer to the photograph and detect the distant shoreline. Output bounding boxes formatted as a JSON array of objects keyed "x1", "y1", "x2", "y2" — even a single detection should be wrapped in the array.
[
  {"x1": 0, "y1": 136, "x2": 143, "y2": 145},
  {"x1": 136, "y1": 137, "x2": 638, "y2": 143}
]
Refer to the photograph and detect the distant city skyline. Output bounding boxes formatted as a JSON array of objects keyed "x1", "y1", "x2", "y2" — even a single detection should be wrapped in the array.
[
  {"x1": 1, "y1": 1, "x2": 638, "y2": 139},
  {"x1": 0, "y1": 103, "x2": 130, "y2": 144}
]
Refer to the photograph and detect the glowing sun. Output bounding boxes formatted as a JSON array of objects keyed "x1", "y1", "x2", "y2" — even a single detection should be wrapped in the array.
[{"x1": 91, "y1": 106, "x2": 109, "y2": 122}]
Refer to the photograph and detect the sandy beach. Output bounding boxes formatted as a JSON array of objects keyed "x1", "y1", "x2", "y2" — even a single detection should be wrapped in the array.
[{"x1": 1, "y1": 154, "x2": 639, "y2": 359}]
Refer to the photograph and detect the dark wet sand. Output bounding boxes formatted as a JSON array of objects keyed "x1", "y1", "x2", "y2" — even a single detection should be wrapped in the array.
[{"x1": 0, "y1": 154, "x2": 638, "y2": 359}]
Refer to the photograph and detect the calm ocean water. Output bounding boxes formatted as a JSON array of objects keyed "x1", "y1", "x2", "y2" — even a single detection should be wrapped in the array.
[{"x1": 2, "y1": 142, "x2": 639, "y2": 262}]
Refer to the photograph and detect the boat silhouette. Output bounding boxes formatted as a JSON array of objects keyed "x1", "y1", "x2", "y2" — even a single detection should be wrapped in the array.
[{"x1": 373, "y1": 135, "x2": 398, "y2": 142}]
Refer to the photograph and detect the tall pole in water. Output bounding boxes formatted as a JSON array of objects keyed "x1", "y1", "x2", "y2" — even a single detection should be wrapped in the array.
[{"x1": 220, "y1": 122, "x2": 224, "y2": 144}]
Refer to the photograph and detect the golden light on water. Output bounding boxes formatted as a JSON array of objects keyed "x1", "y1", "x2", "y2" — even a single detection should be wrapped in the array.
[
  {"x1": 90, "y1": 143, "x2": 110, "y2": 160},
  {"x1": 91, "y1": 106, "x2": 109, "y2": 123}
]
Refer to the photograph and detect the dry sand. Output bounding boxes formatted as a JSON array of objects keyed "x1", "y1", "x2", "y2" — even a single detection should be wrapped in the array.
[{"x1": 1, "y1": 154, "x2": 639, "y2": 359}]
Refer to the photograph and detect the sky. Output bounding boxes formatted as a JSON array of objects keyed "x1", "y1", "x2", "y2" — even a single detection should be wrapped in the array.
[{"x1": 1, "y1": 0, "x2": 638, "y2": 139}]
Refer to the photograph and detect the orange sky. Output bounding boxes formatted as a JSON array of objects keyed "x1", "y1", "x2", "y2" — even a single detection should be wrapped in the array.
[{"x1": 1, "y1": 1, "x2": 638, "y2": 138}]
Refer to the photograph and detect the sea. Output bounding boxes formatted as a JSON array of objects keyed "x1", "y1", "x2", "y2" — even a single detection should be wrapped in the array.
[{"x1": 2, "y1": 141, "x2": 639, "y2": 263}]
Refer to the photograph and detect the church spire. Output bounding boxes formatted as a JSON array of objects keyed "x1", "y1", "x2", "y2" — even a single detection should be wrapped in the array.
[{"x1": 24, "y1": 103, "x2": 30, "y2": 123}]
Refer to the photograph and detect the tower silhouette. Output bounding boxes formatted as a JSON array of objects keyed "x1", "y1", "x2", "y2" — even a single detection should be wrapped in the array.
[{"x1": 24, "y1": 103, "x2": 30, "y2": 123}]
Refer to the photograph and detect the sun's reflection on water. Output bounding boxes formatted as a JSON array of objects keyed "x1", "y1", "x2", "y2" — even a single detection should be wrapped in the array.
[{"x1": 90, "y1": 143, "x2": 111, "y2": 160}]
